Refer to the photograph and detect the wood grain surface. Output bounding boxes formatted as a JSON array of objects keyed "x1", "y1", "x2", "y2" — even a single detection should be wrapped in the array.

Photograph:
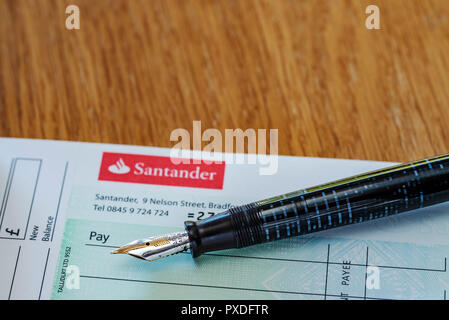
[{"x1": 1, "y1": 0, "x2": 449, "y2": 162}]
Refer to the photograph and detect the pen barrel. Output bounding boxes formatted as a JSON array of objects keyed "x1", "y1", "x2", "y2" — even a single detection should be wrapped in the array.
[
  {"x1": 186, "y1": 153, "x2": 449, "y2": 257},
  {"x1": 252, "y1": 153, "x2": 449, "y2": 245}
]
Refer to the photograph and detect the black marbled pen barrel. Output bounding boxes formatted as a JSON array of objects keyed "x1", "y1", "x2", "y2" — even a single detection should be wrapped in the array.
[{"x1": 185, "y1": 153, "x2": 449, "y2": 258}]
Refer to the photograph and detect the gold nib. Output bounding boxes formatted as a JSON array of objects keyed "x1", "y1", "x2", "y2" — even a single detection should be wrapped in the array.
[
  {"x1": 112, "y1": 238, "x2": 172, "y2": 254},
  {"x1": 112, "y1": 240, "x2": 147, "y2": 254},
  {"x1": 112, "y1": 231, "x2": 190, "y2": 261}
]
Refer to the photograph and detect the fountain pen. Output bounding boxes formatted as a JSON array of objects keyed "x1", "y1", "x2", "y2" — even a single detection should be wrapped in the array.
[{"x1": 113, "y1": 153, "x2": 449, "y2": 262}]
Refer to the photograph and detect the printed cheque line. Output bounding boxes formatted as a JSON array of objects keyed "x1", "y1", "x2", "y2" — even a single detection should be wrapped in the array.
[
  {"x1": 79, "y1": 274, "x2": 388, "y2": 300},
  {"x1": 85, "y1": 243, "x2": 447, "y2": 272}
]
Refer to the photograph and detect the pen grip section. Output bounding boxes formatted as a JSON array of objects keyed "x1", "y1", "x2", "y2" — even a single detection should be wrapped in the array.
[
  {"x1": 185, "y1": 211, "x2": 236, "y2": 257},
  {"x1": 185, "y1": 204, "x2": 265, "y2": 257}
]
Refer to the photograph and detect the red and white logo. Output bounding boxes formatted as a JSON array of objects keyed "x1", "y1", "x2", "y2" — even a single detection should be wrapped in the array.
[
  {"x1": 108, "y1": 158, "x2": 130, "y2": 174},
  {"x1": 98, "y1": 152, "x2": 225, "y2": 189}
]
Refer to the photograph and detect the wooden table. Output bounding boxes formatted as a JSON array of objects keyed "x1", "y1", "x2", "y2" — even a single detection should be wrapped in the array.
[{"x1": 1, "y1": 0, "x2": 449, "y2": 162}]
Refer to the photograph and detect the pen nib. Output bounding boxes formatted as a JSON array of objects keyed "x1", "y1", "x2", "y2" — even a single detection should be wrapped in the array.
[
  {"x1": 112, "y1": 230, "x2": 190, "y2": 262},
  {"x1": 112, "y1": 243, "x2": 142, "y2": 254}
]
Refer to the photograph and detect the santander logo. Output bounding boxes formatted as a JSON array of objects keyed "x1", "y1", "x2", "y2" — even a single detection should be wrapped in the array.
[
  {"x1": 108, "y1": 158, "x2": 131, "y2": 174},
  {"x1": 98, "y1": 152, "x2": 225, "y2": 189}
]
